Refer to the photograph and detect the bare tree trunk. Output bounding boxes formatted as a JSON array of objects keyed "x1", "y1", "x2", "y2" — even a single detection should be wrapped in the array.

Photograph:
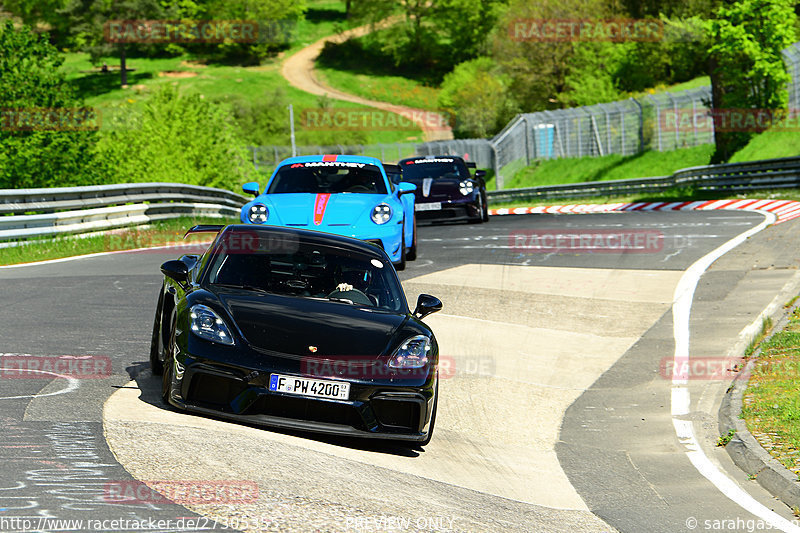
[{"x1": 120, "y1": 44, "x2": 127, "y2": 87}]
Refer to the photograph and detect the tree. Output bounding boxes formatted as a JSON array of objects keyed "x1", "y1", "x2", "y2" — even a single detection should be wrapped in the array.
[
  {"x1": 706, "y1": 0, "x2": 797, "y2": 162},
  {"x1": 61, "y1": 0, "x2": 172, "y2": 87},
  {"x1": 191, "y1": 0, "x2": 305, "y2": 63},
  {"x1": 346, "y1": 0, "x2": 506, "y2": 74},
  {"x1": 438, "y1": 57, "x2": 517, "y2": 138},
  {"x1": 0, "y1": 22, "x2": 99, "y2": 188},
  {"x1": 491, "y1": 0, "x2": 612, "y2": 112}
]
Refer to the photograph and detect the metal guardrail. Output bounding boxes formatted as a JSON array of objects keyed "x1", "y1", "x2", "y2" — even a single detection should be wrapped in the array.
[
  {"x1": 0, "y1": 183, "x2": 247, "y2": 245},
  {"x1": 487, "y1": 156, "x2": 800, "y2": 203}
]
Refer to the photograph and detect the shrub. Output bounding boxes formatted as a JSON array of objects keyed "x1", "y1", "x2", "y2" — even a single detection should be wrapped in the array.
[{"x1": 95, "y1": 86, "x2": 255, "y2": 190}]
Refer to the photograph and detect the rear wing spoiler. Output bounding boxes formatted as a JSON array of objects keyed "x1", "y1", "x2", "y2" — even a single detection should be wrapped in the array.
[
  {"x1": 465, "y1": 162, "x2": 477, "y2": 169},
  {"x1": 383, "y1": 163, "x2": 401, "y2": 174},
  {"x1": 184, "y1": 225, "x2": 224, "y2": 239}
]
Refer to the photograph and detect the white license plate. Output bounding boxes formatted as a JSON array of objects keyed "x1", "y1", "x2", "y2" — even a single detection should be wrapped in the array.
[
  {"x1": 268, "y1": 374, "x2": 350, "y2": 400},
  {"x1": 415, "y1": 202, "x2": 442, "y2": 212}
]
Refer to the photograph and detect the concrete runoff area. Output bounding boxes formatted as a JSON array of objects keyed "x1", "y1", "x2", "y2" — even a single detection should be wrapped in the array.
[{"x1": 103, "y1": 263, "x2": 683, "y2": 530}]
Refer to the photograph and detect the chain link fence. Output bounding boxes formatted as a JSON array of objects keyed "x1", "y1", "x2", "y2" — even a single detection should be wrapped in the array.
[
  {"x1": 784, "y1": 42, "x2": 800, "y2": 110},
  {"x1": 252, "y1": 42, "x2": 800, "y2": 189},
  {"x1": 249, "y1": 141, "x2": 497, "y2": 177}
]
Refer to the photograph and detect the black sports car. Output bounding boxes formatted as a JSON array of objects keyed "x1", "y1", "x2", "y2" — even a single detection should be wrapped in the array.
[
  {"x1": 150, "y1": 224, "x2": 442, "y2": 444},
  {"x1": 398, "y1": 155, "x2": 489, "y2": 223}
]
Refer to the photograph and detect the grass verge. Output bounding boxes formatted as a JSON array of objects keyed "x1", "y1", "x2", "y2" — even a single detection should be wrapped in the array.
[
  {"x1": 504, "y1": 145, "x2": 715, "y2": 190},
  {"x1": 0, "y1": 216, "x2": 237, "y2": 266},
  {"x1": 741, "y1": 306, "x2": 800, "y2": 476}
]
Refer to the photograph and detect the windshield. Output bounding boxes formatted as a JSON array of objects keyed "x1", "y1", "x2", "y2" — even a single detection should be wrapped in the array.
[
  {"x1": 267, "y1": 162, "x2": 388, "y2": 194},
  {"x1": 204, "y1": 231, "x2": 406, "y2": 312},
  {"x1": 401, "y1": 158, "x2": 469, "y2": 181}
]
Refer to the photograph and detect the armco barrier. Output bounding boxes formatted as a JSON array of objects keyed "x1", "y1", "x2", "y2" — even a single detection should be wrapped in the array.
[
  {"x1": 487, "y1": 155, "x2": 800, "y2": 203},
  {"x1": 0, "y1": 183, "x2": 247, "y2": 245}
]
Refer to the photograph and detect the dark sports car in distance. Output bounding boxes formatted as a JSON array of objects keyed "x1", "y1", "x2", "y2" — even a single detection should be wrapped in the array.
[
  {"x1": 150, "y1": 224, "x2": 442, "y2": 444},
  {"x1": 398, "y1": 155, "x2": 489, "y2": 223}
]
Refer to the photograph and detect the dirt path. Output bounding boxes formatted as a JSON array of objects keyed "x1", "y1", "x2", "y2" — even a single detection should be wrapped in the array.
[{"x1": 281, "y1": 19, "x2": 453, "y2": 142}]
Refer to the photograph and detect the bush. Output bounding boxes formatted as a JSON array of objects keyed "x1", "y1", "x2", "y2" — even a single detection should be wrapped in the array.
[
  {"x1": 217, "y1": 88, "x2": 292, "y2": 145},
  {"x1": 96, "y1": 86, "x2": 255, "y2": 190},
  {"x1": 438, "y1": 57, "x2": 517, "y2": 138},
  {"x1": 0, "y1": 22, "x2": 100, "y2": 188}
]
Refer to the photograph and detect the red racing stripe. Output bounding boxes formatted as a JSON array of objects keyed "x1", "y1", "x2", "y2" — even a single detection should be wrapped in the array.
[{"x1": 313, "y1": 193, "x2": 331, "y2": 226}]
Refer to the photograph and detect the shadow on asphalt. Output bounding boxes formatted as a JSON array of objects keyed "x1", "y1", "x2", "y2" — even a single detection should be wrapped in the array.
[{"x1": 122, "y1": 362, "x2": 423, "y2": 457}]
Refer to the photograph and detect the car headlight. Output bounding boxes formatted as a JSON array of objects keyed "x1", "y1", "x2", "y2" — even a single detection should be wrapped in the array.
[
  {"x1": 247, "y1": 204, "x2": 268, "y2": 223},
  {"x1": 389, "y1": 335, "x2": 431, "y2": 368},
  {"x1": 189, "y1": 304, "x2": 234, "y2": 345},
  {"x1": 371, "y1": 203, "x2": 392, "y2": 225},
  {"x1": 459, "y1": 180, "x2": 474, "y2": 196}
]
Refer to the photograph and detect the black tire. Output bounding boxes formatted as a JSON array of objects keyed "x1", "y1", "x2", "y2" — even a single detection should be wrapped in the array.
[
  {"x1": 150, "y1": 286, "x2": 165, "y2": 375},
  {"x1": 394, "y1": 221, "x2": 407, "y2": 271},
  {"x1": 161, "y1": 318, "x2": 176, "y2": 405},
  {"x1": 149, "y1": 317, "x2": 163, "y2": 376},
  {"x1": 406, "y1": 216, "x2": 417, "y2": 261},
  {"x1": 419, "y1": 377, "x2": 438, "y2": 447},
  {"x1": 482, "y1": 193, "x2": 490, "y2": 222},
  {"x1": 469, "y1": 195, "x2": 486, "y2": 224}
]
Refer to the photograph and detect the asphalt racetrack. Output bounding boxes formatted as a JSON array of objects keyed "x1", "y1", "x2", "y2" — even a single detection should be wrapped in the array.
[{"x1": 3, "y1": 210, "x2": 800, "y2": 532}]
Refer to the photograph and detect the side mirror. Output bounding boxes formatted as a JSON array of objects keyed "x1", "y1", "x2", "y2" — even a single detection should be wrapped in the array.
[
  {"x1": 474, "y1": 170, "x2": 487, "y2": 179},
  {"x1": 160, "y1": 260, "x2": 189, "y2": 285},
  {"x1": 398, "y1": 182, "x2": 417, "y2": 195},
  {"x1": 242, "y1": 182, "x2": 260, "y2": 196},
  {"x1": 413, "y1": 294, "x2": 442, "y2": 319}
]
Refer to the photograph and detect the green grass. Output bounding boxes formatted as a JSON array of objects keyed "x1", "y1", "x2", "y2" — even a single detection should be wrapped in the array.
[
  {"x1": 65, "y1": 53, "x2": 421, "y2": 144},
  {"x1": 730, "y1": 123, "x2": 800, "y2": 162},
  {"x1": 502, "y1": 144, "x2": 714, "y2": 190},
  {"x1": 0, "y1": 216, "x2": 237, "y2": 266},
  {"x1": 62, "y1": 0, "x2": 422, "y2": 145},
  {"x1": 315, "y1": 67, "x2": 441, "y2": 111},
  {"x1": 286, "y1": 0, "x2": 353, "y2": 54},
  {"x1": 741, "y1": 307, "x2": 800, "y2": 474},
  {"x1": 633, "y1": 76, "x2": 710, "y2": 97}
]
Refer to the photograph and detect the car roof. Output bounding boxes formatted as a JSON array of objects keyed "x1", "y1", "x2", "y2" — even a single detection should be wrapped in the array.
[
  {"x1": 216, "y1": 224, "x2": 387, "y2": 257},
  {"x1": 277, "y1": 154, "x2": 384, "y2": 166},
  {"x1": 399, "y1": 155, "x2": 465, "y2": 164}
]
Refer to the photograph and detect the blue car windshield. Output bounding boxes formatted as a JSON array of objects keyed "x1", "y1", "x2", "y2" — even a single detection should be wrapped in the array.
[
  {"x1": 401, "y1": 158, "x2": 469, "y2": 180},
  {"x1": 267, "y1": 162, "x2": 388, "y2": 194}
]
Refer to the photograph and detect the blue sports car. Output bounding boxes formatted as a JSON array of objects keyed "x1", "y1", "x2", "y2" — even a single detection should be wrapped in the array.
[{"x1": 240, "y1": 155, "x2": 418, "y2": 270}]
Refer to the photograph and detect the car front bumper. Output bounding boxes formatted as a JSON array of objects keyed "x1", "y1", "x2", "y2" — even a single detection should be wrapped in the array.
[
  {"x1": 415, "y1": 196, "x2": 482, "y2": 222},
  {"x1": 164, "y1": 339, "x2": 436, "y2": 442}
]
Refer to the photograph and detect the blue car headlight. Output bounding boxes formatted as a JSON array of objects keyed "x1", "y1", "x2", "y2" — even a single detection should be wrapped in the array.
[
  {"x1": 389, "y1": 335, "x2": 431, "y2": 369},
  {"x1": 189, "y1": 304, "x2": 234, "y2": 345},
  {"x1": 459, "y1": 180, "x2": 474, "y2": 196},
  {"x1": 371, "y1": 203, "x2": 392, "y2": 225},
  {"x1": 247, "y1": 203, "x2": 268, "y2": 224}
]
